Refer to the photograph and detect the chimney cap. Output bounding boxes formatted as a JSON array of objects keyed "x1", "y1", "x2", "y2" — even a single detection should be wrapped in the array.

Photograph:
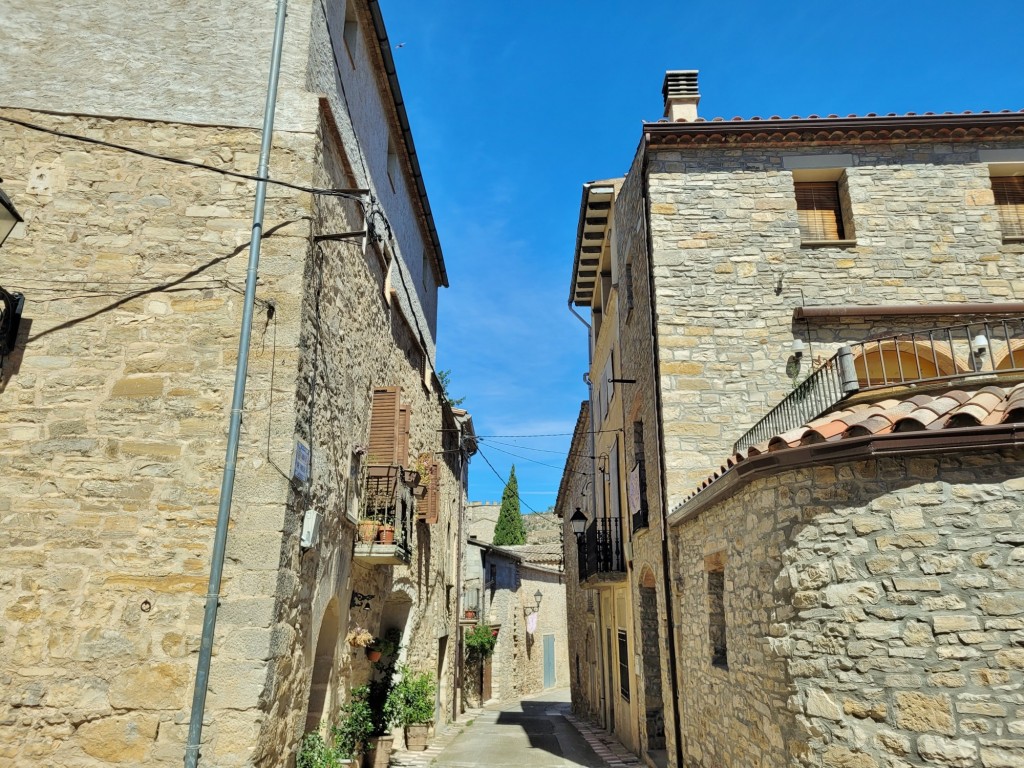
[
  {"x1": 662, "y1": 70, "x2": 700, "y2": 99},
  {"x1": 662, "y1": 70, "x2": 700, "y2": 122}
]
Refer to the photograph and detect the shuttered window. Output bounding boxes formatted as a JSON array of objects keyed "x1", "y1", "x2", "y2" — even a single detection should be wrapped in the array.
[
  {"x1": 993, "y1": 176, "x2": 1024, "y2": 240},
  {"x1": 397, "y1": 404, "x2": 411, "y2": 466},
  {"x1": 421, "y1": 457, "x2": 440, "y2": 524},
  {"x1": 795, "y1": 181, "x2": 845, "y2": 241},
  {"x1": 368, "y1": 386, "x2": 401, "y2": 465}
]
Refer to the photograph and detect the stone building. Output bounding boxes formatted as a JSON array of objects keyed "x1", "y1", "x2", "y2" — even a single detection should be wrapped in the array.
[
  {"x1": 0, "y1": 2, "x2": 473, "y2": 766},
  {"x1": 460, "y1": 539, "x2": 567, "y2": 707},
  {"x1": 561, "y1": 70, "x2": 1024, "y2": 767}
]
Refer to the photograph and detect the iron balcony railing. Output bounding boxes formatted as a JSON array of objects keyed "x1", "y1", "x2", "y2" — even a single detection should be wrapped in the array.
[
  {"x1": 734, "y1": 318, "x2": 1024, "y2": 454},
  {"x1": 359, "y1": 465, "x2": 413, "y2": 561},
  {"x1": 578, "y1": 517, "x2": 625, "y2": 581}
]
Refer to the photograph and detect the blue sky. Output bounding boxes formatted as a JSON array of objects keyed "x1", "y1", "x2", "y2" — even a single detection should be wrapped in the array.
[{"x1": 378, "y1": 0, "x2": 1024, "y2": 509}]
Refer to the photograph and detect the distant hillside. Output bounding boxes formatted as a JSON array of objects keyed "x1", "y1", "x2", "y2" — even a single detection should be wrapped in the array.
[{"x1": 523, "y1": 512, "x2": 561, "y2": 545}]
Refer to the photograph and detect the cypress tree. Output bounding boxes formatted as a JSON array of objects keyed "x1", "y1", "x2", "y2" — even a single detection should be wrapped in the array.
[{"x1": 492, "y1": 465, "x2": 526, "y2": 545}]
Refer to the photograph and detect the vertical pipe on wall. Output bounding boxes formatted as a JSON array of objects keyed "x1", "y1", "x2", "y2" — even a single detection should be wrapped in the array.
[{"x1": 183, "y1": 1, "x2": 289, "y2": 765}]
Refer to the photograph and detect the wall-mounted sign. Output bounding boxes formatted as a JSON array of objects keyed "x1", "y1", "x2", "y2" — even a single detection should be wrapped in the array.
[{"x1": 292, "y1": 438, "x2": 311, "y2": 483}]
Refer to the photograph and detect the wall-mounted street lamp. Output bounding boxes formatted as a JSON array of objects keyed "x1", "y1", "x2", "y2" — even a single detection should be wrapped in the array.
[
  {"x1": 570, "y1": 507, "x2": 587, "y2": 537},
  {"x1": 0, "y1": 184, "x2": 25, "y2": 367},
  {"x1": 0, "y1": 184, "x2": 22, "y2": 248},
  {"x1": 524, "y1": 589, "x2": 543, "y2": 616},
  {"x1": 971, "y1": 333, "x2": 990, "y2": 372}
]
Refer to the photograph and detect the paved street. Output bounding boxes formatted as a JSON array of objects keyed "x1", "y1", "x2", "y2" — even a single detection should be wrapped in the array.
[{"x1": 399, "y1": 689, "x2": 610, "y2": 768}]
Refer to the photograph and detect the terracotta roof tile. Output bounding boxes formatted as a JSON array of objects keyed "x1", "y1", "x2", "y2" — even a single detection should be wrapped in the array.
[{"x1": 690, "y1": 384, "x2": 1024, "y2": 503}]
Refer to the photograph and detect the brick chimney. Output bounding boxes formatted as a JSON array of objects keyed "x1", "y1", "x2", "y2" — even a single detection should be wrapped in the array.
[{"x1": 662, "y1": 70, "x2": 700, "y2": 122}]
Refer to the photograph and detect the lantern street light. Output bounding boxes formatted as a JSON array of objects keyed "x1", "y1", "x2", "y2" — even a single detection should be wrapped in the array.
[
  {"x1": 570, "y1": 507, "x2": 587, "y2": 537},
  {"x1": 0, "y1": 184, "x2": 22, "y2": 249}
]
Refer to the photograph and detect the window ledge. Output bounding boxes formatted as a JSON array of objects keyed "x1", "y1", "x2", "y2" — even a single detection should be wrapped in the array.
[
  {"x1": 1002, "y1": 236, "x2": 1024, "y2": 244},
  {"x1": 800, "y1": 239, "x2": 858, "y2": 249}
]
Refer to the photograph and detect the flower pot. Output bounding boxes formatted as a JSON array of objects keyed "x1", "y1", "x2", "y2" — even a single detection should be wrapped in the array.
[
  {"x1": 411, "y1": 484, "x2": 428, "y2": 499},
  {"x1": 362, "y1": 734, "x2": 393, "y2": 768},
  {"x1": 378, "y1": 524, "x2": 395, "y2": 544},
  {"x1": 404, "y1": 723, "x2": 431, "y2": 751},
  {"x1": 401, "y1": 469, "x2": 421, "y2": 487},
  {"x1": 357, "y1": 520, "x2": 379, "y2": 543},
  {"x1": 365, "y1": 648, "x2": 382, "y2": 663},
  {"x1": 464, "y1": 609, "x2": 476, "y2": 619}
]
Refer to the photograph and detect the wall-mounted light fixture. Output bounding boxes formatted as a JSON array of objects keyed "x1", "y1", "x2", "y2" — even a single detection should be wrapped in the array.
[
  {"x1": 524, "y1": 589, "x2": 543, "y2": 616},
  {"x1": 971, "y1": 333, "x2": 989, "y2": 371},
  {"x1": 791, "y1": 338, "x2": 805, "y2": 359},
  {"x1": 0, "y1": 184, "x2": 22, "y2": 248},
  {"x1": 570, "y1": 507, "x2": 587, "y2": 537},
  {"x1": 350, "y1": 591, "x2": 375, "y2": 611}
]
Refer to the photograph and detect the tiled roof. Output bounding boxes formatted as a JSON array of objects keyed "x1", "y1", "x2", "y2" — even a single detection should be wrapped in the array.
[
  {"x1": 497, "y1": 543, "x2": 563, "y2": 564},
  {"x1": 680, "y1": 110, "x2": 1024, "y2": 123},
  {"x1": 645, "y1": 110, "x2": 1024, "y2": 147},
  {"x1": 683, "y1": 383, "x2": 1024, "y2": 505}
]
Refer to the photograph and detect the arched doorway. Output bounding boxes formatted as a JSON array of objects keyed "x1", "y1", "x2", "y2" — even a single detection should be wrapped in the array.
[
  {"x1": 305, "y1": 598, "x2": 340, "y2": 734},
  {"x1": 638, "y1": 568, "x2": 665, "y2": 756}
]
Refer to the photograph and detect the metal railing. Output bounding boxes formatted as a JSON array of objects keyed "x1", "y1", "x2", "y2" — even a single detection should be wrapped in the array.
[
  {"x1": 734, "y1": 318, "x2": 1024, "y2": 453},
  {"x1": 578, "y1": 517, "x2": 625, "y2": 580},
  {"x1": 359, "y1": 465, "x2": 413, "y2": 559},
  {"x1": 734, "y1": 347, "x2": 858, "y2": 453}
]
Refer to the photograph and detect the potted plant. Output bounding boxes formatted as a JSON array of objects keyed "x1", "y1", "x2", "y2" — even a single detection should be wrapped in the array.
[
  {"x1": 297, "y1": 687, "x2": 372, "y2": 768},
  {"x1": 464, "y1": 623, "x2": 497, "y2": 662},
  {"x1": 463, "y1": 608, "x2": 476, "y2": 620},
  {"x1": 377, "y1": 523, "x2": 395, "y2": 544},
  {"x1": 332, "y1": 686, "x2": 374, "y2": 762},
  {"x1": 346, "y1": 627, "x2": 374, "y2": 649},
  {"x1": 401, "y1": 467, "x2": 421, "y2": 488},
  {"x1": 357, "y1": 518, "x2": 379, "y2": 543},
  {"x1": 384, "y1": 665, "x2": 436, "y2": 751}
]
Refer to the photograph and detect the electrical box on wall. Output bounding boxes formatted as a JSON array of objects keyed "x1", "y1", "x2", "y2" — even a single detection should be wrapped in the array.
[{"x1": 300, "y1": 508, "x2": 321, "y2": 549}]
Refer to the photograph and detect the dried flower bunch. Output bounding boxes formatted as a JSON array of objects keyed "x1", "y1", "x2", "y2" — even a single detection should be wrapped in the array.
[{"x1": 346, "y1": 627, "x2": 375, "y2": 648}]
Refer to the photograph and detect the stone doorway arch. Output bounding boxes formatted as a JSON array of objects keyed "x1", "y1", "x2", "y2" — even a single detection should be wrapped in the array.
[{"x1": 305, "y1": 597, "x2": 341, "y2": 734}]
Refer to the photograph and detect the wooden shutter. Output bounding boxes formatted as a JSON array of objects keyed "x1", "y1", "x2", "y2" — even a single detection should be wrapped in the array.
[
  {"x1": 397, "y1": 403, "x2": 411, "y2": 466},
  {"x1": 795, "y1": 181, "x2": 844, "y2": 241},
  {"x1": 368, "y1": 386, "x2": 401, "y2": 465},
  {"x1": 423, "y1": 458, "x2": 440, "y2": 524},
  {"x1": 993, "y1": 176, "x2": 1024, "y2": 239}
]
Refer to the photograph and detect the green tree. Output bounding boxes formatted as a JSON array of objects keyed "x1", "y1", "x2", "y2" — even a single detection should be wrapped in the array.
[
  {"x1": 438, "y1": 369, "x2": 466, "y2": 408},
  {"x1": 492, "y1": 465, "x2": 526, "y2": 545}
]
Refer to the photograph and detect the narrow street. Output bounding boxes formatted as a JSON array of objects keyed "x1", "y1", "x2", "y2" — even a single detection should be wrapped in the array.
[{"x1": 404, "y1": 689, "x2": 616, "y2": 768}]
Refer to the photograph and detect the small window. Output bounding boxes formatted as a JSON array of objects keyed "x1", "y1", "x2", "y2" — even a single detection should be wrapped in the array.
[
  {"x1": 624, "y1": 261, "x2": 634, "y2": 313},
  {"x1": 795, "y1": 181, "x2": 845, "y2": 241},
  {"x1": 706, "y1": 551, "x2": 727, "y2": 669},
  {"x1": 387, "y1": 139, "x2": 400, "y2": 192},
  {"x1": 343, "y1": 3, "x2": 359, "y2": 63},
  {"x1": 992, "y1": 176, "x2": 1024, "y2": 242},
  {"x1": 617, "y1": 629, "x2": 630, "y2": 701}
]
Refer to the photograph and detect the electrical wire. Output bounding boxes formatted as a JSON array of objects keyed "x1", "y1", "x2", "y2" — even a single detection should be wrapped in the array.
[
  {"x1": 0, "y1": 113, "x2": 367, "y2": 201},
  {"x1": 475, "y1": 447, "x2": 537, "y2": 514},
  {"x1": 479, "y1": 441, "x2": 591, "y2": 475}
]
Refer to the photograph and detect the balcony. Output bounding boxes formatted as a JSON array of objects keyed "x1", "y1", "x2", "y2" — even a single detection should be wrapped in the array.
[
  {"x1": 354, "y1": 465, "x2": 413, "y2": 565},
  {"x1": 577, "y1": 517, "x2": 626, "y2": 585},
  {"x1": 735, "y1": 319, "x2": 1024, "y2": 453}
]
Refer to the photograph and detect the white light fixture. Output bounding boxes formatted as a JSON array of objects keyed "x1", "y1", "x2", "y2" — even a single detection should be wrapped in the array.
[
  {"x1": 0, "y1": 185, "x2": 22, "y2": 249},
  {"x1": 972, "y1": 334, "x2": 989, "y2": 357},
  {"x1": 791, "y1": 338, "x2": 805, "y2": 358}
]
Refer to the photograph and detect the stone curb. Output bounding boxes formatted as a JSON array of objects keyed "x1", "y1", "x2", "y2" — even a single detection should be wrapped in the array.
[
  {"x1": 562, "y1": 712, "x2": 643, "y2": 768},
  {"x1": 387, "y1": 706, "x2": 485, "y2": 768}
]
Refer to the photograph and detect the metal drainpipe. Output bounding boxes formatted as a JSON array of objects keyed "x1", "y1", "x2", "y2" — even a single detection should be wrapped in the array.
[{"x1": 183, "y1": 2, "x2": 289, "y2": 765}]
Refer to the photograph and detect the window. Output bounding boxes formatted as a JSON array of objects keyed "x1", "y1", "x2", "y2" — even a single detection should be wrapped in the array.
[
  {"x1": 795, "y1": 181, "x2": 845, "y2": 241},
  {"x1": 387, "y1": 139, "x2": 400, "y2": 192},
  {"x1": 617, "y1": 629, "x2": 630, "y2": 701},
  {"x1": 992, "y1": 176, "x2": 1024, "y2": 242},
  {"x1": 624, "y1": 261, "x2": 634, "y2": 313},
  {"x1": 792, "y1": 170, "x2": 855, "y2": 247},
  {"x1": 343, "y1": 3, "x2": 359, "y2": 63},
  {"x1": 706, "y1": 552, "x2": 727, "y2": 669}
]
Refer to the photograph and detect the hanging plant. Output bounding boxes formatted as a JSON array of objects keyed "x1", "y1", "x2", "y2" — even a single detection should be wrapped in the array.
[{"x1": 464, "y1": 623, "x2": 497, "y2": 661}]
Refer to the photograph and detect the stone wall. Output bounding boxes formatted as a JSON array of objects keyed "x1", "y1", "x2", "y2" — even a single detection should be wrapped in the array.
[
  {"x1": 669, "y1": 449, "x2": 1024, "y2": 768},
  {"x1": 646, "y1": 140, "x2": 1024, "y2": 498},
  {"x1": 0, "y1": 100, "x2": 461, "y2": 767},
  {"x1": 519, "y1": 566, "x2": 569, "y2": 694}
]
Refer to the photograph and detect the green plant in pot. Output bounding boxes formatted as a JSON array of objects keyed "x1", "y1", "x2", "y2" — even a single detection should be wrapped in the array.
[
  {"x1": 297, "y1": 686, "x2": 374, "y2": 767},
  {"x1": 464, "y1": 623, "x2": 497, "y2": 662},
  {"x1": 384, "y1": 665, "x2": 436, "y2": 751}
]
